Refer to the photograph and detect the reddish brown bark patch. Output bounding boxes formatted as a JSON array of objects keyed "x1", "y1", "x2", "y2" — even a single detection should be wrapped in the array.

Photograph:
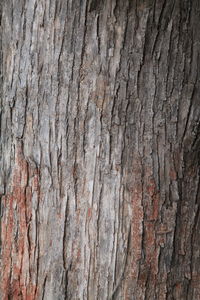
[
  {"x1": 124, "y1": 157, "x2": 162, "y2": 299},
  {"x1": 1, "y1": 143, "x2": 39, "y2": 300}
]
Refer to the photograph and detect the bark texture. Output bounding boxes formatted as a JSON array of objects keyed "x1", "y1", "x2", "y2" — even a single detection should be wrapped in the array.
[{"x1": 0, "y1": 0, "x2": 200, "y2": 299}]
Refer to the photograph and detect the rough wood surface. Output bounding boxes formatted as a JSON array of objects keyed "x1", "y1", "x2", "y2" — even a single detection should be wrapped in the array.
[{"x1": 0, "y1": 0, "x2": 199, "y2": 299}]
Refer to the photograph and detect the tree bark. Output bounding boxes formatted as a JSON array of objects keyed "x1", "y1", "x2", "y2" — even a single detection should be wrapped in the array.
[{"x1": 0, "y1": 0, "x2": 199, "y2": 299}]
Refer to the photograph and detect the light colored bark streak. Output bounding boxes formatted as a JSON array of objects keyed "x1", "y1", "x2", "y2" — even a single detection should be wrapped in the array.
[{"x1": 0, "y1": 0, "x2": 200, "y2": 299}]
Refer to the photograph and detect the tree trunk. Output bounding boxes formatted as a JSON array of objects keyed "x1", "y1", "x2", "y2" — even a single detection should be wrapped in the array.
[{"x1": 0, "y1": 0, "x2": 199, "y2": 299}]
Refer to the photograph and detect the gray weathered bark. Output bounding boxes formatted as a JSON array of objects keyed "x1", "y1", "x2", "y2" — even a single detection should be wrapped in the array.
[{"x1": 0, "y1": 0, "x2": 200, "y2": 299}]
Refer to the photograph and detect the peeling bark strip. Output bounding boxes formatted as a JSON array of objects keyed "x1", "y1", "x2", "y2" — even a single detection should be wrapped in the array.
[{"x1": 0, "y1": 0, "x2": 200, "y2": 299}]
